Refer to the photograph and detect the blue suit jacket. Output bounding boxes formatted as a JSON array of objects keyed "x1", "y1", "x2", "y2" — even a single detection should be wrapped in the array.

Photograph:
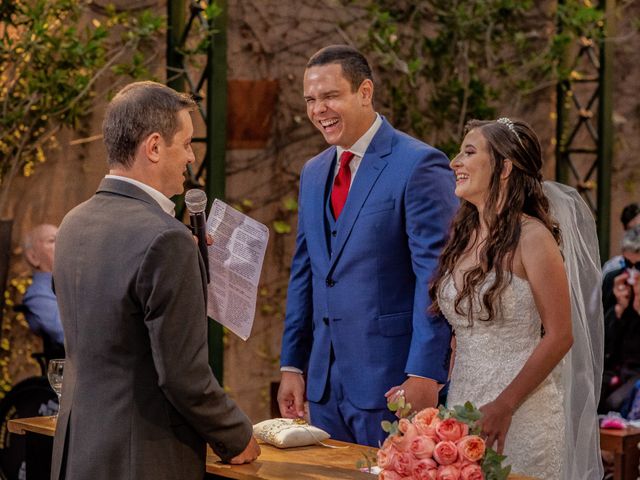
[
  {"x1": 280, "y1": 118, "x2": 458, "y2": 409},
  {"x1": 23, "y1": 271, "x2": 64, "y2": 346}
]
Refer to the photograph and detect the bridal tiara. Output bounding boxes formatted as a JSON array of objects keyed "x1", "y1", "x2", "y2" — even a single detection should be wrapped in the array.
[{"x1": 496, "y1": 117, "x2": 525, "y2": 148}]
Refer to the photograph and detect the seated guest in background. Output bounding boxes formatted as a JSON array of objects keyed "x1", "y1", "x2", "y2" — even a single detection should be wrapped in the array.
[
  {"x1": 602, "y1": 202, "x2": 640, "y2": 277},
  {"x1": 22, "y1": 223, "x2": 64, "y2": 358},
  {"x1": 50, "y1": 81, "x2": 259, "y2": 480},
  {"x1": 600, "y1": 224, "x2": 640, "y2": 413}
]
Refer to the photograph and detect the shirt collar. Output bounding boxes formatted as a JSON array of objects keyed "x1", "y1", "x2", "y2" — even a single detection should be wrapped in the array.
[
  {"x1": 337, "y1": 113, "x2": 382, "y2": 160},
  {"x1": 105, "y1": 175, "x2": 176, "y2": 216}
]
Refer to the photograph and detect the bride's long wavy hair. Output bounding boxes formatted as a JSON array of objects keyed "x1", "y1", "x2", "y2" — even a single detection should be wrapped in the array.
[{"x1": 429, "y1": 119, "x2": 561, "y2": 321}]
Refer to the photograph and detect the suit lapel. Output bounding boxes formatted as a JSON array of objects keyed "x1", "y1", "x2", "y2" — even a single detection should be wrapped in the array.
[{"x1": 329, "y1": 119, "x2": 394, "y2": 272}]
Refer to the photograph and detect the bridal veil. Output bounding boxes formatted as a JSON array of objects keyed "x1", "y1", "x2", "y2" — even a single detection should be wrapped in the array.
[{"x1": 544, "y1": 181, "x2": 604, "y2": 479}]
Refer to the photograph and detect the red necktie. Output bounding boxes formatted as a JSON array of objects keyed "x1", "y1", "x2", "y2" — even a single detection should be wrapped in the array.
[{"x1": 331, "y1": 151, "x2": 355, "y2": 219}]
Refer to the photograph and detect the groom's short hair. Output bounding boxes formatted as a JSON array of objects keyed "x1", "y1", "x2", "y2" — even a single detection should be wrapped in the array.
[{"x1": 306, "y1": 45, "x2": 373, "y2": 93}]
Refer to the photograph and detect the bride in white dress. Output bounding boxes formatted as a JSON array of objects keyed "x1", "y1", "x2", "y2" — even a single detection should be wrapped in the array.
[{"x1": 429, "y1": 118, "x2": 603, "y2": 479}]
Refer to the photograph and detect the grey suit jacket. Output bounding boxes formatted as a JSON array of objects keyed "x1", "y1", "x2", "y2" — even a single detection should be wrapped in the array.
[{"x1": 50, "y1": 178, "x2": 252, "y2": 480}]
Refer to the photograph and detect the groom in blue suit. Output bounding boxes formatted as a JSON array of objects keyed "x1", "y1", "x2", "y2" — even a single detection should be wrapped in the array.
[{"x1": 278, "y1": 45, "x2": 458, "y2": 446}]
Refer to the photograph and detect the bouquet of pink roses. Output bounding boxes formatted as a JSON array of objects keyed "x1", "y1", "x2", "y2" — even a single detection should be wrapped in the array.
[{"x1": 376, "y1": 398, "x2": 510, "y2": 480}]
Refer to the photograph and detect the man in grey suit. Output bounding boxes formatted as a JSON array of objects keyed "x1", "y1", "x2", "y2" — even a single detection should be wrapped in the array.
[{"x1": 51, "y1": 81, "x2": 260, "y2": 480}]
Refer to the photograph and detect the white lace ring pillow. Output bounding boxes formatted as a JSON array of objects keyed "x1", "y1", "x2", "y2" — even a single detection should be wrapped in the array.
[{"x1": 253, "y1": 418, "x2": 330, "y2": 448}]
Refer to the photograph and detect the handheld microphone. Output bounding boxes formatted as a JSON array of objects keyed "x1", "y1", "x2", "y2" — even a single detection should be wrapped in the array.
[{"x1": 185, "y1": 189, "x2": 210, "y2": 283}]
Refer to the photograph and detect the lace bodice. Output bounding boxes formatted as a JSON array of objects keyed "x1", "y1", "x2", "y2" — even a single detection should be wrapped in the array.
[{"x1": 440, "y1": 273, "x2": 564, "y2": 480}]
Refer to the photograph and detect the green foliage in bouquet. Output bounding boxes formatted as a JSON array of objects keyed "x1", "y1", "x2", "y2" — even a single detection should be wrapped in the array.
[
  {"x1": 438, "y1": 401, "x2": 482, "y2": 434},
  {"x1": 382, "y1": 393, "x2": 412, "y2": 435},
  {"x1": 439, "y1": 401, "x2": 511, "y2": 480},
  {"x1": 482, "y1": 448, "x2": 512, "y2": 480}
]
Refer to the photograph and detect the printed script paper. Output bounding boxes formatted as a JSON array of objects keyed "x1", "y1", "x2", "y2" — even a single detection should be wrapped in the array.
[{"x1": 206, "y1": 200, "x2": 269, "y2": 340}]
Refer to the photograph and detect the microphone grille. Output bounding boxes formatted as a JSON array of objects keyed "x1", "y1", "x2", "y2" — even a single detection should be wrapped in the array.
[{"x1": 185, "y1": 189, "x2": 207, "y2": 213}]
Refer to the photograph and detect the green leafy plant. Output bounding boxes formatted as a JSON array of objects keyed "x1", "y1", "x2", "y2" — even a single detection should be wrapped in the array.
[
  {"x1": 353, "y1": 0, "x2": 605, "y2": 157},
  {"x1": 0, "y1": 0, "x2": 163, "y2": 214},
  {"x1": 0, "y1": 0, "x2": 163, "y2": 396}
]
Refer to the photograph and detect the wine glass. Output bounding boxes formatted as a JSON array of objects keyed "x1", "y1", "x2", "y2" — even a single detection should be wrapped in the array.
[{"x1": 47, "y1": 359, "x2": 64, "y2": 421}]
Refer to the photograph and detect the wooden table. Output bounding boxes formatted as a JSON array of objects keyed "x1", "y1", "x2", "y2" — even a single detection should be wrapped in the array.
[
  {"x1": 9, "y1": 416, "x2": 537, "y2": 480},
  {"x1": 6, "y1": 416, "x2": 55, "y2": 480},
  {"x1": 206, "y1": 440, "x2": 375, "y2": 479},
  {"x1": 600, "y1": 426, "x2": 640, "y2": 480}
]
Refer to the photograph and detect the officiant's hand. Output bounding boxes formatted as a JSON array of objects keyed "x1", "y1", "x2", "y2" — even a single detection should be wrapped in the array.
[
  {"x1": 228, "y1": 435, "x2": 261, "y2": 464},
  {"x1": 479, "y1": 398, "x2": 514, "y2": 454},
  {"x1": 385, "y1": 377, "x2": 439, "y2": 414},
  {"x1": 278, "y1": 372, "x2": 306, "y2": 418},
  {"x1": 192, "y1": 233, "x2": 214, "y2": 246}
]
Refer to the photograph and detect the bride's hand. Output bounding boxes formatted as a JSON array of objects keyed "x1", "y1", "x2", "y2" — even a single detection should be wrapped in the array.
[{"x1": 479, "y1": 398, "x2": 514, "y2": 454}]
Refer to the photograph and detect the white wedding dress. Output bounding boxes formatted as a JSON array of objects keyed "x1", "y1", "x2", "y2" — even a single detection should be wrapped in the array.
[{"x1": 440, "y1": 272, "x2": 564, "y2": 480}]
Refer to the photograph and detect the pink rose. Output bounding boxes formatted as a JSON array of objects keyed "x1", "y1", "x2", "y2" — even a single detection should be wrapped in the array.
[
  {"x1": 451, "y1": 458, "x2": 472, "y2": 470},
  {"x1": 433, "y1": 441, "x2": 458, "y2": 465},
  {"x1": 437, "y1": 464, "x2": 461, "y2": 480},
  {"x1": 390, "y1": 422, "x2": 419, "y2": 452},
  {"x1": 398, "y1": 418, "x2": 412, "y2": 433},
  {"x1": 410, "y1": 435, "x2": 436, "y2": 459},
  {"x1": 392, "y1": 451, "x2": 414, "y2": 477},
  {"x1": 413, "y1": 458, "x2": 439, "y2": 480},
  {"x1": 379, "y1": 469, "x2": 403, "y2": 480},
  {"x1": 456, "y1": 435, "x2": 486, "y2": 463},
  {"x1": 436, "y1": 418, "x2": 469, "y2": 442},
  {"x1": 460, "y1": 463, "x2": 484, "y2": 480},
  {"x1": 377, "y1": 443, "x2": 399, "y2": 470},
  {"x1": 381, "y1": 436, "x2": 394, "y2": 450},
  {"x1": 413, "y1": 407, "x2": 442, "y2": 438}
]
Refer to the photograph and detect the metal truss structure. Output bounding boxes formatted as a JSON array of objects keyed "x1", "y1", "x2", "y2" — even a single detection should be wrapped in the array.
[{"x1": 556, "y1": 0, "x2": 614, "y2": 257}]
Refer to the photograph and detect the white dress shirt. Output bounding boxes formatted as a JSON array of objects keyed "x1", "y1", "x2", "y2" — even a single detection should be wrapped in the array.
[
  {"x1": 334, "y1": 113, "x2": 383, "y2": 189},
  {"x1": 105, "y1": 175, "x2": 176, "y2": 217}
]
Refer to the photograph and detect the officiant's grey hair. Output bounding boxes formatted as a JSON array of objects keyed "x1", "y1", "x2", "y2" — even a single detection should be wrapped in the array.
[{"x1": 102, "y1": 81, "x2": 196, "y2": 169}]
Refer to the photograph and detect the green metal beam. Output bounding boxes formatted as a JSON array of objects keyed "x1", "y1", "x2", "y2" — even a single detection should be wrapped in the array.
[
  {"x1": 206, "y1": 0, "x2": 228, "y2": 384},
  {"x1": 555, "y1": 85, "x2": 569, "y2": 185},
  {"x1": 166, "y1": 0, "x2": 186, "y2": 92},
  {"x1": 555, "y1": 0, "x2": 569, "y2": 185},
  {"x1": 166, "y1": 0, "x2": 227, "y2": 384},
  {"x1": 597, "y1": 0, "x2": 614, "y2": 260},
  {"x1": 167, "y1": 0, "x2": 187, "y2": 216},
  {"x1": 555, "y1": 0, "x2": 615, "y2": 260}
]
